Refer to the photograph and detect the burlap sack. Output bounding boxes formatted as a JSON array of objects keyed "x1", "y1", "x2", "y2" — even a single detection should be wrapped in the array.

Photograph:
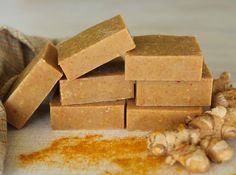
[{"x1": 0, "y1": 25, "x2": 58, "y2": 174}]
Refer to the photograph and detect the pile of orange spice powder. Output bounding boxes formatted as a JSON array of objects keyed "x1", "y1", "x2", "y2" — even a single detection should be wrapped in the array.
[{"x1": 19, "y1": 134, "x2": 166, "y2": 174}]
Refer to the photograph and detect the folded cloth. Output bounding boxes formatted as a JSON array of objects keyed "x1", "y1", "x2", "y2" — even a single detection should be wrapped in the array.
[
  {"x1": 0, "y1": 25, "x2": 54, "y2": 174},
  {"x1": 0, "y1": 101, "x2": 6, "y2": 175}
]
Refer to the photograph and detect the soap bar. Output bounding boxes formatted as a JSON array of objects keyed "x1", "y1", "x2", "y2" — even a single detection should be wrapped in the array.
[
  {"x1": 125, "y1": 35, "x2": 203, "y2": 81},
  {"x1": 4, "y1": 43, "x2": 63, "y2": 129},
  {"x1": 58, "y1": 15, "x2": 135, "y2": 80},
  {"x1": 50, "y1": 96, "x2": 125, "y2": 130},
  {"x1": 127, "y1": 100, "x2": 202, "y2": 131},
  {"x1": 136, "y1": 63, "x2": 213, "y2": 106},
  {"x1": 60, "y1": 58, "x2": 134, "y2": 105}
]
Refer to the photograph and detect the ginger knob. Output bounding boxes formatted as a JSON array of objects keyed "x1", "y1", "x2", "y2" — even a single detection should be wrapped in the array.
[
  {"x1": 222, "y1": 108, "x2": 236, "y2": 139},
  {"x1": 213, "y1": 89, "x2": 236, "y2": 108},
  {"x1": 212, "y1": 72, "x2": 232, "y2": 95},
  {"x1": 201, "y1": 137, "x2": 233, "y2": 163},
  {"x1": 170, "y1": 145, "x2": 210, "y2": 173},
  {"x1": 183, "y1": 148, "x2": 210, "y2": 173}
]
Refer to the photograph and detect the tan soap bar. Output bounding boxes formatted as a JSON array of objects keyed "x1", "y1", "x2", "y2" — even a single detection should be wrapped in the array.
[
  {"x1": 58, "y1": 15, "x2": 135, "y2": 80},
  {"x1": 50, "y1": 96, "x2": 125, "y2": 130},
  {"x1": 127, "y1": 100, "x2": 202, "y2": 131},
  {"x1": 4, "y1": 43, "x2": 63, "y2": 129},
  {"x1": 60, "y1": 58, "x2": 134, "y2": 105},
  {"x1": 125, "y1": 35, "x2": 203, "y2": 81},
  {"x1": 136, "y1": 63, "x2": 213, "y2": 106}
]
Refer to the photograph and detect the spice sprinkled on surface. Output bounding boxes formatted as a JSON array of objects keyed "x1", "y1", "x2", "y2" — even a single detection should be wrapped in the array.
[{"x1": 19, "y1": 134, "x2": 165, "y2": 174}]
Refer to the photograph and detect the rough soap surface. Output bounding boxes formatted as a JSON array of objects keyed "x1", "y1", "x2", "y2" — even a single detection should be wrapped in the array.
[
  {"x1": 50, "y1": 96, "x2": 125, "y2": 130},
  {"x1": 127, "y1": 100, "x2": 203, "y2": 131},
  {"x1": 58, "y1": 15, "x2": 135, "y2": 80},
  {"x1": 128, "y1": 35, "x2": 202, "y2": 56},
  {"x1": 60, "y1": 58, "x2": 134, "y2": 105},
  {"x1": 136, "y1": 63, "x2": 213, "y2": 106},
  {"x1": 125, "y1": 35, "x2": 203, "y2": 81},
  {"x1": 4, "y1": 43, "x2": 62, "y2": 129}
]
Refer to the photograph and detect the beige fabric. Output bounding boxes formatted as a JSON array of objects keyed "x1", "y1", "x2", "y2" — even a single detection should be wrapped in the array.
[
  {"x1": 0, "y1": 25, "x2": 54, "y2": 174},
  {"x1": 0, "y1": 101, "x2": 6, "y2": 175}
]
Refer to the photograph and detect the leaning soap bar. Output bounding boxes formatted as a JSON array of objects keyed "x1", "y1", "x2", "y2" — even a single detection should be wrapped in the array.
[
  {"x1": 50, "y1": 96, "x2": 125, "y2": 130},
  {"x1": 125, "y1": 35, "x2": 203, "y2": 81},
  {"x1": 4, "y1": 43, "x2": 63, "y2": 129},
  {"x1": 60, "y1": 58, "x2": 134, "y2": 105},
  {"x1": 127, "y1": 100, "x2": 202, "y2": 131},
  {"x1": 136, "y1": 63, "x2": 213, "y2": 106},
  {"x1": 58, "y1": 15, "x2": 135, "y2": 80}
]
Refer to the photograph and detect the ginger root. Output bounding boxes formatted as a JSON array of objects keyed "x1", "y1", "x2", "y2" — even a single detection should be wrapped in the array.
[
  {"x1": 147, "y1": 127, "x2": 200, "y2": 156},
  {"x1": 212, "y1": 72, "x2": 232, "y2": 95},
  {"x1": 200, "y1": 136, "x2": 233, "y2": 163},
  {"x1": 189, "y1": 106, "x2": 236, "y2": 140},
  {"x1": 222, "y1": 108, "x2": 236, "y2": 138},
  {"x1": 147, "y1": 106, "x2": 236, "y2": 173},
  {"x1": 213, "y1": 89, "x2": 236, "y2": 108},
  {"x1": 166, "y1": 145, "x2": 210, "y2": 173},
  {"x1": 148, "y1": 128, "x2": 210, "y2": 173},
  {"x1": 212, "y1": 71, "x2": 235, "y2": 108},
  {"x1": 188, "y1": 106, "x2": 226, "y2": 138},
  {"x1": 147, "y1": 72, "x2": 236, "y2": 173}
]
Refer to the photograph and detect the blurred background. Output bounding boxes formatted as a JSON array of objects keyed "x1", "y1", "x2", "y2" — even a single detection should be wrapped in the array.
[{"x1": 0, "y1": 0, "x2": 235, "y2": 80}]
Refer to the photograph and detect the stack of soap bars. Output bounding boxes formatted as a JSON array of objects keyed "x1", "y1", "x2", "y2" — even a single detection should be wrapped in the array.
[
  {"x1": 4, "y1": 15, "x2": 213, "y2": 130},
  {"x1": 125, "y1": 35, "x2": 213, "y2": 130}
]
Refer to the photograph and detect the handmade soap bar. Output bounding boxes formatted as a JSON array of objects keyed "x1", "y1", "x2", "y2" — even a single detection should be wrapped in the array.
[
  {"x1": 127, "y1": 100, "x2": 202, "y2": 131},
  {"x1": 60, "y1": 58, "x2": 134, "y2": 105},
  {"x1": 136, "y1": 63, "x2": 213, "y2": 106},
  {"x1": 4, "y1": 43, "x2": 63, "y2": 129},
  {"x1": 50, "y1": 96, "x2": 125, "y2": 130},
  {"x1": 125, "y1": 35, "x2": 203, "y2": 81},
  {"x1": 58, "y1": 15, "x2": 135, "y2": 80}
]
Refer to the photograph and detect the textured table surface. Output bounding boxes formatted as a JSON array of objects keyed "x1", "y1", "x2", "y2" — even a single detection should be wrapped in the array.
[{"x1": 1, "y1": 0, "x2": 236, "y2": 174}]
